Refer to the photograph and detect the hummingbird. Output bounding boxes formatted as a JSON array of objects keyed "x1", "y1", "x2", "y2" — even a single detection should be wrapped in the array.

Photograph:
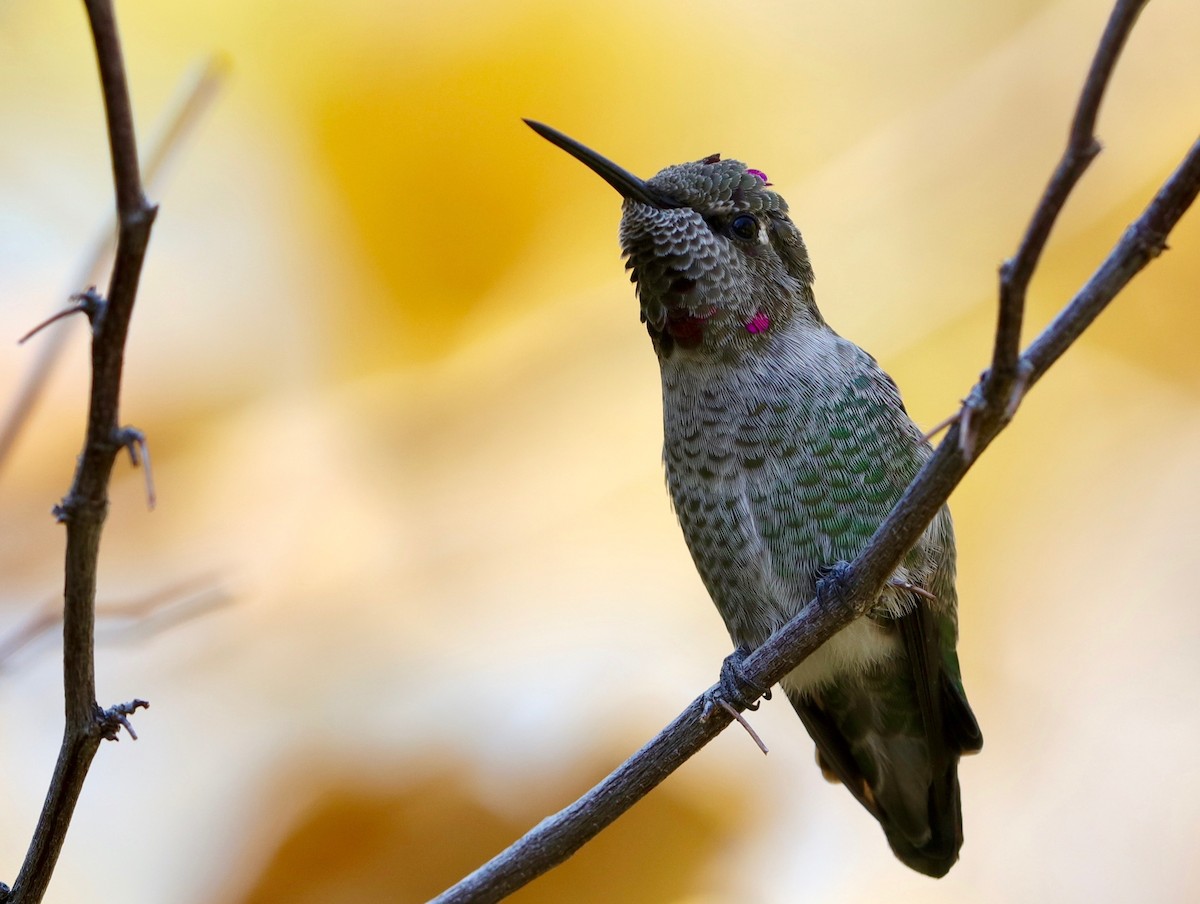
[{"x1": 527, "y1": 120, "x2": 982, "y2": 877}]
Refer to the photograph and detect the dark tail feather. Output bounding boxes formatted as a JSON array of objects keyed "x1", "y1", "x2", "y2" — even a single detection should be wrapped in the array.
[
  {"x1": 942, "y1": 669, "x2": 984, "y2": 756},
  {"x1": 787, "y1": 673, "x2": 981, "y2": 879},
  {"x1": 885, "y1": 668, "x2": 982, "y2": 877},
  {"x1": 882, "y1": 762, "x2": 963, "y2": 878}
]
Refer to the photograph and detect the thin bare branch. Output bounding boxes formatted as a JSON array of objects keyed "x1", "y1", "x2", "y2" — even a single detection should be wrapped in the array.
[
  {"x1": 431, "y1": 4, "x2": 1198, "y2": 901},
  {"x1": 918, "y1": 408, "x2": 961, "y2": 444},
  {"x1": 991, "y1": 0, "x2": 1147, "y2": 383},
  {"x1": 1024, "y1": 138, "x2": 1200, "y2": 384},
  {"x1": 0, "y1": 575, "x2": 229, "y2": 670},
  {"x1": 142, "y1": 55, "x2": 229, "y2": 182},
  {"x1": 5, "y1": 2, "x2": 160, "y2": 900}
]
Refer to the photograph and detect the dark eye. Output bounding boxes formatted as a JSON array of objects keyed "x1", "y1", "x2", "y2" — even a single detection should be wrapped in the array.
[{"x1": 730, "y1": 214, "x2": 757, "y2": 241}]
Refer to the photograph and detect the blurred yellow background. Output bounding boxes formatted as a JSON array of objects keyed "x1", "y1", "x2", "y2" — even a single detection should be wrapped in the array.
[{"x1": 2, "y1": 0, "x2": 1199, "y2": 902}]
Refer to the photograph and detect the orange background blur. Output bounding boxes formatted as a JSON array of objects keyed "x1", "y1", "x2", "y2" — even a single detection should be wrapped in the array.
[{"x1": 2, "y1": 1, "x2": 1199, "y2": 902}]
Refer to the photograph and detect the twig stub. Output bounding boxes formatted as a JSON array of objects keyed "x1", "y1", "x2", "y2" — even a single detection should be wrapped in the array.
[
  {"x1": 712, "y1": 698, "x2": 769, "y2": 755},
  {"x1": 17, "y1": 289, "x2": 105, "y2": 345},
  {"x1": 99, "y1": 699, "x2": 150, "y2": 742}
]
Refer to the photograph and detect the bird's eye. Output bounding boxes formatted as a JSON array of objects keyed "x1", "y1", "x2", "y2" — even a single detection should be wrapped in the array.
[{"x1": 730, "y1": 214, "x2": 758, "y2": 241}]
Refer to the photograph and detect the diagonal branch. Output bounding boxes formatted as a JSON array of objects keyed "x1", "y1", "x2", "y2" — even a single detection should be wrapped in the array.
[
  {"x1": 431, "y1": 4, "x2": 1198, "y2": 902},
  {"x1": 1024, "y1": 138, "x2": 1200, "y2": 385},
  {"x1": 4, "y1": 2, "x2": 159, "y2": 902}
]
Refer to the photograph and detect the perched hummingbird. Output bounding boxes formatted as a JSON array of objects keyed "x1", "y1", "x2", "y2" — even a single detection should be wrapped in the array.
[{"x1": 527, "y1": 120, "x2": 982, "y2": 877}]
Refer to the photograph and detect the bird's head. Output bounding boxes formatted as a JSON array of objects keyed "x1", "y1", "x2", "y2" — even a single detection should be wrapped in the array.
[{"x1": 527, "y1": 120, "x2": 820, "y2": 361}]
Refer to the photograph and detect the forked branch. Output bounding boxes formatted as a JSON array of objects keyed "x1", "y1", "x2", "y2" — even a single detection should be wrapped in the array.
[
  {"x1": 991, "y1": 0, "x2": 1148, "y2": 386},
  {"x1": 432, "y1": 2, "x2": 1198, "y2": 901}
]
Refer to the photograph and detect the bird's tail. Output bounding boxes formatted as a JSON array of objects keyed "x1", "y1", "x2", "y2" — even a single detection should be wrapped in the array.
[{"x1": 787, "y1": 665, "x2": 981, "y2": 878}]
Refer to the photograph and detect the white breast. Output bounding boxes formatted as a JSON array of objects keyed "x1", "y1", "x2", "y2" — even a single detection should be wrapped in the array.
[{"x1": 780, "y1": 616, "x2": 902, "y2": 700}]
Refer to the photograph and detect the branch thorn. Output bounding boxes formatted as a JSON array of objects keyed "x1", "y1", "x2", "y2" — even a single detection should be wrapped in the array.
[
  {"x1": 920, "y1": 407, "x2": 964, "y2": 445},
  {"x1": 18, "y1": 288, "x2": 105, "y2": 345},
  {"x1": 115, "y1": 426, "x2": 156, "y2": 510},
  {"x1": 99, "y1": 698, "x2": 149, "y2": 742},
  {"x1": 889, "y1": 579, "x2": 937, "y2": 603},
  {"x1": 710, "y1": 697, "x2": 769, "y2": 755}
]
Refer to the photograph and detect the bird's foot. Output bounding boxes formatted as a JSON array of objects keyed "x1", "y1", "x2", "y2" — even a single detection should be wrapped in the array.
[
  {"x1": 814, "y1": 561, "x2": 854, "y2": 605},
  {"x1": 702, "y1": 647, "x2": 771, "y2": 754},
  {"x1": 889, "y1": 578, "x2": 937, "y2": 603},
  {"x1": 702, "y1": 646, "x2": 771, "y2": 718}
]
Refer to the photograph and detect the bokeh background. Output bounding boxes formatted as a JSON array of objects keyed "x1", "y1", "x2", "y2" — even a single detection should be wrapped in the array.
[{"x1": 2, "y1": 0, "x2": 1199, "y2": 902}]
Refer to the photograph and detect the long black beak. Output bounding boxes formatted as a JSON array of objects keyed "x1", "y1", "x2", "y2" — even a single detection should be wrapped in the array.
[{"x1": 524, "y1": 119, "x2": 683, "y2": 210}]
